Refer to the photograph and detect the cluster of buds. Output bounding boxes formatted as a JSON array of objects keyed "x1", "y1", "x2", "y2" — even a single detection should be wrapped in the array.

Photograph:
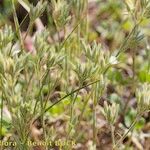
[
  {"x1": 73, "y1": 61, "x2": 98, "y2": 82},
  {"x1": 0, "y1": 25, "x2": 14, "y2": 48},
  {"x1": 82, "y1": 40, "x2": 118, "y2": 73},
  {"x1": 0, "y1": 53, "x2": 14, "y2": 74},
  {"x1": 29, "y1": 1, "x2": 47, "y2": 22},
  {"x1": 136, "y1": 83, "x2": 150, "y2": 113},
  {"x1": 101, "y1": 101, "x2": 119, "y2": 125},
  {"x1": 51, "y1": 0, "x2": 70, "y2": 29}
]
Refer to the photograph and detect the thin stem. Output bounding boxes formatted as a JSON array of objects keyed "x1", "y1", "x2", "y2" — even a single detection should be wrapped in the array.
[
  {"x1": 23, "y1": 21, "x2": 33, "y2": 41},
  {"x1": 85, "y1": 0, "x2": 88, "y2": 41},
  {"x1": 33, "y1": 79, "x2": 101, "y2": 124},
  {"x1": 116, "y1": 24, "x2": 137, "y2": 57},
  {"x1": 116, "y1": 19, "x2": 142, "y2": 58},
  {"x1": 19, "y1": 13, "x2": 29, "y2": 29},
  {"x1": 32, "y1": 51, "x2": 52, "y2": 115},
  {"x1": 33, "y1": 62, "x2": 110, "y2": 124},
  {"x1": 113, "y1": 113, "x2": 141, "y2": 149},
  {"x1": 12, "y1": 0, "x2": 24, "y2": 50},
  {"x1": 93, "y1": 83, "x2": 97, "y2": 146},
  {"x1": 61, "y1": 15, "x2": 86, "y2": 49},
  {"x1": 93, "y1": 106, "x2": 96, "y2": 145},
  {"x1": 67, "y1": 89, "x2": 80, "y2": 138},
  {"x1": 132, "y1": 46, "x2": 136, "y2": 92},
  {"x1": 0, "y1": 93, "x2": 4, "y2": 140},
  {"x1": 111, "y1": 125, "x2": 115, "y2": 148},
  {"x1": 74, "y1": 93, "x2": 92, "y2": 142},
  {"x1": 32, "y1": 71, "x2": 48, "y2": 115},
  {"x1": 45, "y1": 80, "x2": 99, "y2": 112},
  {"x1": 43, "y1": 78, "x2": 59, "y2": 110},
  {"x1": 146, "y1": 40, "x2": 150, "y2": 73}
]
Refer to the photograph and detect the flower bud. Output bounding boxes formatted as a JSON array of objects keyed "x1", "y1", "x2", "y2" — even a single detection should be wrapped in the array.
[
  {"x1": 101, "y1": 101, "x2": 119, "y2": 125},
  {"x1": 136, "y1": 83, "x2": 150, "y2": 113}
]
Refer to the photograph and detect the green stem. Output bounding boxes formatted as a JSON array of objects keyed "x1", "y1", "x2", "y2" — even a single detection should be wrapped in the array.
[
  {"x1": 93, "y1": 106, "x2": 96, "y2": 145},
  {"x1": 85, "y1": 0, "x2": 88, "y2": 41},
  {"x1": 116, "y1": 19, "x2": 142, "y2": 58},
  {"x1": 61, "y1": 15, "x2": 85, "y2": 49},
  {"x1": 111, "y1": 125, "x2": 115, "y2": 148},
  {"x1": 32, "y1": 51, "x2": 51, "y2": 115},
  {"x1": 113, "y1": 113, "x2": 141, "y2": 149},
  {"x1": 74, "y1": 93, "x2": 92, "y2": 142},
  {"x1": 67, "y1": 89, "x2": 80, "y2": 138},
  {"x1": 24, "y1": 21, "x2": 33, "y2": 41},
  {"x1": 0, "y1": 93, "x2": 4, "y2": 140},
  {"x1": 33, "y1": 79, "x2": 101, "y2": 124},
  {"x1": 93, "y1": 84, "x2": 96, "y2": 145},
  {"x1": 12, "y1": 0, "x2": 24, "y2": 50},
  {"x1": 19, "y1": 13, "x2": 29, "y2": 29},
  {"x1": 33, "y1": 62, "x2": 110, "y2": 124}
]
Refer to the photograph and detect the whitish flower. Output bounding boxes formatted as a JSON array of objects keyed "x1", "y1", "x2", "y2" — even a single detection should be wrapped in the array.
[
  {"x1": 101, "y1": 101, "x2": 119, "y2": 125},
  {"x1": 109, "y1": 56, "x2": 118, "y2": 65},
  {"x1": 136, "y1": 83, "x2": 150, "y2": 113}
]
